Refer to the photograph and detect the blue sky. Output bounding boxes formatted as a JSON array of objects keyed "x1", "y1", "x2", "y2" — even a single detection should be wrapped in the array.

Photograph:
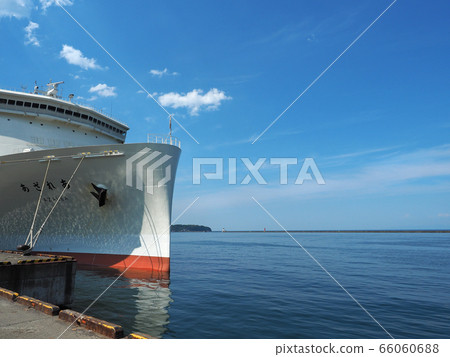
[{"x1": 1, "y1": 0, "x2": 449, "y2": 230}]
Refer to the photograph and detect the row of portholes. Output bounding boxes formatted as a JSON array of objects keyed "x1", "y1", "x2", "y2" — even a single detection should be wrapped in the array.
[{"x1": 0, "y1": 97, "x2": 126, "y2": 136}]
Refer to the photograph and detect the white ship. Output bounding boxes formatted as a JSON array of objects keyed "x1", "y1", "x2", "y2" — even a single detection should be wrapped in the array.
[{"x1": 0, "y1": 81, "x2": 181, "y2": 273}]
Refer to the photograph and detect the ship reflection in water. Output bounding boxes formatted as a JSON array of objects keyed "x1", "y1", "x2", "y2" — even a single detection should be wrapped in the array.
[{"x1": 71, "y1": 265, "x2": 172, "y2": 338}]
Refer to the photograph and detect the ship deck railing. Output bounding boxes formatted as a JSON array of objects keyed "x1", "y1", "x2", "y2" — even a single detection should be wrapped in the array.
[{"x1": 147, "y1": 134, "x2": 181, "y2": 148}]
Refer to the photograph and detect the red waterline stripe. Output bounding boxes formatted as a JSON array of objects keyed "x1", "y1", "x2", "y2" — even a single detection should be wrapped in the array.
[{"x1": 38, "y1": 251, "x2": 170, "y2": 272}]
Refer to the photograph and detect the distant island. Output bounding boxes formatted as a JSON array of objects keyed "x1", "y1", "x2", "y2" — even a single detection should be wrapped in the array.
[{"x1": 171, "y1": 224, "x2": 212, "y2": 232}]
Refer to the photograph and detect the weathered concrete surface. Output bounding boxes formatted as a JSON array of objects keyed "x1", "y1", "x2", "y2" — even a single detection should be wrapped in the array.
[
  {"x1": 0, "y1": 251, "x2": 76, "y2": 306},
  {"x1": 59, "y1": 309, "x2": 124, "y2": 338},
  {"x1": 0, "y1": 252, "x2": 51, "y2": 264},
  {"x1": 0, "y1": 298, "x2": 105, "y2": 339}
]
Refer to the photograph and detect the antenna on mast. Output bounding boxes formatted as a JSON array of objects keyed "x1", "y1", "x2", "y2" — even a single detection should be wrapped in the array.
[
  {"x1": 45, "y1": 80, "x2": 64, "y2": 97},
  {"x1": 169, "y1": 114, "x2": 172, "y2": 136}
]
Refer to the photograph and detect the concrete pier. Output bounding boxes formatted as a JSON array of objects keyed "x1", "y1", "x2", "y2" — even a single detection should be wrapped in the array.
[
  {"x1": 0, "y1": 297, "x2": 105, "y2": 339},
  {"x1": 0, "y1": 250, "x2": 154, "y2": 339},
  {"x1": 0, "y1": 250, "x2": 76, "y2": 306},
  {"x1": 0, "y1": 287, "x2": 154, "y2": 339}
]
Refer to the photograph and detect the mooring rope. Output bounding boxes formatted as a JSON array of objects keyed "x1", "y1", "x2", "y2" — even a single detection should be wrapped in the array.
[
  {"x1": 25, "y1": 159, "x2": 51, "y2": 248},
  {"x1": 31, "y1": 155, "x2": 86, "y2": 249}
]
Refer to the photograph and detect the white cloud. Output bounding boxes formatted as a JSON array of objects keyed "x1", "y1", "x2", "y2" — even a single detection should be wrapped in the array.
[
  {"x1": 89, "y1": 83, "x2": 117, "y2": 98},
  {"x1": 158, "y1": 88, "x2": 231, "y2": 116},
  {"x1": 144, "y1": 116, "x2": 157, "y2": 123},
  {"x1": 59, "y1": 44, "x2": 101, "y2": 70},
  {"x1": 24, "y1": 21, "x2": 39, "y2": 46},
  {"x1": 438, "y1": 213, "x2": 450, "y2": 217},
  {"x1": 0, "y1": 0, "x2": 75, "y2": 19},
  {"x1": 150, "y1": 68, "x2": 179, "y2": 77},
  {"x1": 326, "y1": 147, "x2": 399, "y2": 160},
  {"x1": 39, "y1": 0, "x2": 73, "y2": 11},
  {"x1": 307, "y1": 34, "x2": 317, "y2": 42},
  {"x1": 0, "y1": 0, "x2": 74, "y2": 18},
  {"x1": 0, "y1": 0, "x2": 33, "y2": 18}
]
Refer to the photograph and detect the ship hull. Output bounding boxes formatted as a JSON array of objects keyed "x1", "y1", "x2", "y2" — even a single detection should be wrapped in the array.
[{"x1": 0, "y1": 142, "x2": 180, "y2": 272}]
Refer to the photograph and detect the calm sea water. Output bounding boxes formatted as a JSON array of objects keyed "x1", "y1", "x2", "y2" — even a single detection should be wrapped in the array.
[{"x1": 71, "y1": 232, "x2": 450, "y2": 339}]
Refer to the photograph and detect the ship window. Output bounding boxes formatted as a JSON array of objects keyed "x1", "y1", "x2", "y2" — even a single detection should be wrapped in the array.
[
  {"x1": 101, "y1": 122, "x2": 105, "y2": 127},
  {"x1": 81, "y1": 114, "x2": 88, "y2": 119},
  {"x1": 57, "y1": 107, "x2": 64, "y2": 113},
  {"x1": 24, "y1": 102, "x2": 31, "y2": 107},
  {"x1": 40, "y1": 104, "x2": 47, "y2": 109},
  {"x1": 0, "y1": 98, "x2": 6, "y2": 104},
  {"x1": 88, "y1": 116, "x2": 93, "y2": 121},
  {"x1": 65, "y1": 110, "x2": 73, "y2": 115},
  {"x1": 8, "y1": 100, "x2": 15, "y2": 105},
  {"x1": 93, "y1": 118, "x2": 98, "y2": 124},
  {"x1": 48, "y1": 105, "x2": 56, "y2": 111},
  {"x1": 73, "y1": 112, "x2": 80, "y2": 118},
  {"x1": 16, "y1": 101, "x2": 24, "y2": 106},
  {"x1": 32, "y1": 103, "x2": 39, "y2": 108}
]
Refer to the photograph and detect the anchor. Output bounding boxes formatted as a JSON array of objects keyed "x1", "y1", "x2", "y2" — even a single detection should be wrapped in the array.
[{"x1": 90, "y1": 183, "x2": 108, "y2": 207}]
